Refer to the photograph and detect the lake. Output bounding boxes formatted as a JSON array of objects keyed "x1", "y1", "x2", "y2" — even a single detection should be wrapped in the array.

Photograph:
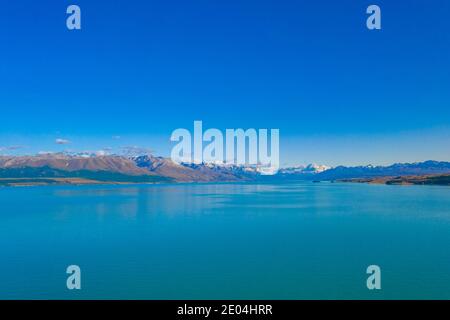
[{"x1": 0, "y1": 182, "x2": 449, "y2": 299}]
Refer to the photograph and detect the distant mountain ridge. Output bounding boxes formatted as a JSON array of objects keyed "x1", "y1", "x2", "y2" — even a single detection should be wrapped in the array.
[
  {"x1": 0, "y1": 153, "x2": 255, "y2": 183},
  {"x1": 315, "y1": 160, "x2": 450, "y2": 180},
  {"x1": 1, "y1": 154, "x2": 450, "y2": 185}
]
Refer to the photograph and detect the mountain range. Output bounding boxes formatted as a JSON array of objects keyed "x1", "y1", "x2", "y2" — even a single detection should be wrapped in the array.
[
  {"x1": 0, "y1": 153, "x2": 449, "y2": 186},
  {"x1": 314, "y1": 160, "x2": 450, "y2": 180}
]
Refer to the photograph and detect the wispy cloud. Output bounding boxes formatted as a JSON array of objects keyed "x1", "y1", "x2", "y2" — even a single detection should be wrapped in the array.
[
  {"x1": 5, "y1": 145, "x2": 23, "y2": 150},
  {"x1": 0, "y1": 145, "x2": 24, "y2": 152},
  {"x1": 55, "y1": 138, "x2": 70, "y2": 145},
  {"x1": 121, "y1": 146, "x2": 153, "y2": 157}
]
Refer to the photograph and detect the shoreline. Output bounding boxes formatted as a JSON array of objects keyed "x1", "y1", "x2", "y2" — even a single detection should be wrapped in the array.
[
  {"x1": 337, "y1": 174, "x2": 450, "y2": 186},
  {"x1": 2, "y1": 174, "x2": 450, "y2": 187}
]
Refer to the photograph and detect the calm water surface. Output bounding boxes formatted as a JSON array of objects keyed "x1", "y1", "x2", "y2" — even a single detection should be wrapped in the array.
[{"x1": 0, "y1": 182, "x2": 449, "y2": 299}]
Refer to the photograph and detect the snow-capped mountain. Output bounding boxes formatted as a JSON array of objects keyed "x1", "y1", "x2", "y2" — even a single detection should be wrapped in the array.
[
  {"x1": 316, "y1": 160, "x2": 450, "y2": 180},
  {"x1": 1, "y1": 153, "x2": 450, "y2": 184},
  {"x1": 278, "y1": 163, "x2": 331, "y2": 175},
  {"x1": 131, "y1": 155, "x2": 255, "y2": 182}
]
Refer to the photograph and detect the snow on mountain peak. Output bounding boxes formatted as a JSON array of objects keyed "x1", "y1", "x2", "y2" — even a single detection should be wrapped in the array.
[{"x1": 279, "y1": 163, "x2": 331, "y2": 174}]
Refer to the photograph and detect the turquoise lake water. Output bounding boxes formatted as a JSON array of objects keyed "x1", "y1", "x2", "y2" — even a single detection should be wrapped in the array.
[{"x1": 0, "y1": 182, "x2": 449, "y2": 299}]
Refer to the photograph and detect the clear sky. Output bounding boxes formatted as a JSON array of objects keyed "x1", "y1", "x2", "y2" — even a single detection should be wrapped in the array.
[{"x1": 1, "y1": 0, "x2": 449, "y2": 166}]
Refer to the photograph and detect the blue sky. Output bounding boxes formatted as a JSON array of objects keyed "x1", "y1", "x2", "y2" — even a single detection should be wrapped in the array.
[{"x1": 1, "y1": 0, "x2": 449, "y2": 166}]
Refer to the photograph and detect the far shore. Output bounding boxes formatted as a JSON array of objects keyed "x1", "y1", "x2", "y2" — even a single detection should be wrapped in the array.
[
  {"x1": 337, "y1": 174, "x2": 450, "y2": 186},
  {"x1": 2, "y1": 173, "x2": 450, "y2": 187},
  {"x1": 0, "y1": 177, "x2": 165, "y2": 187}
]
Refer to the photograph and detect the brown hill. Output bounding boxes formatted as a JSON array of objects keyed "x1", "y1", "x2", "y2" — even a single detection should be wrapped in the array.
[{"x1": 0, "y1": 154, "x2": 152, "y2": 176}]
